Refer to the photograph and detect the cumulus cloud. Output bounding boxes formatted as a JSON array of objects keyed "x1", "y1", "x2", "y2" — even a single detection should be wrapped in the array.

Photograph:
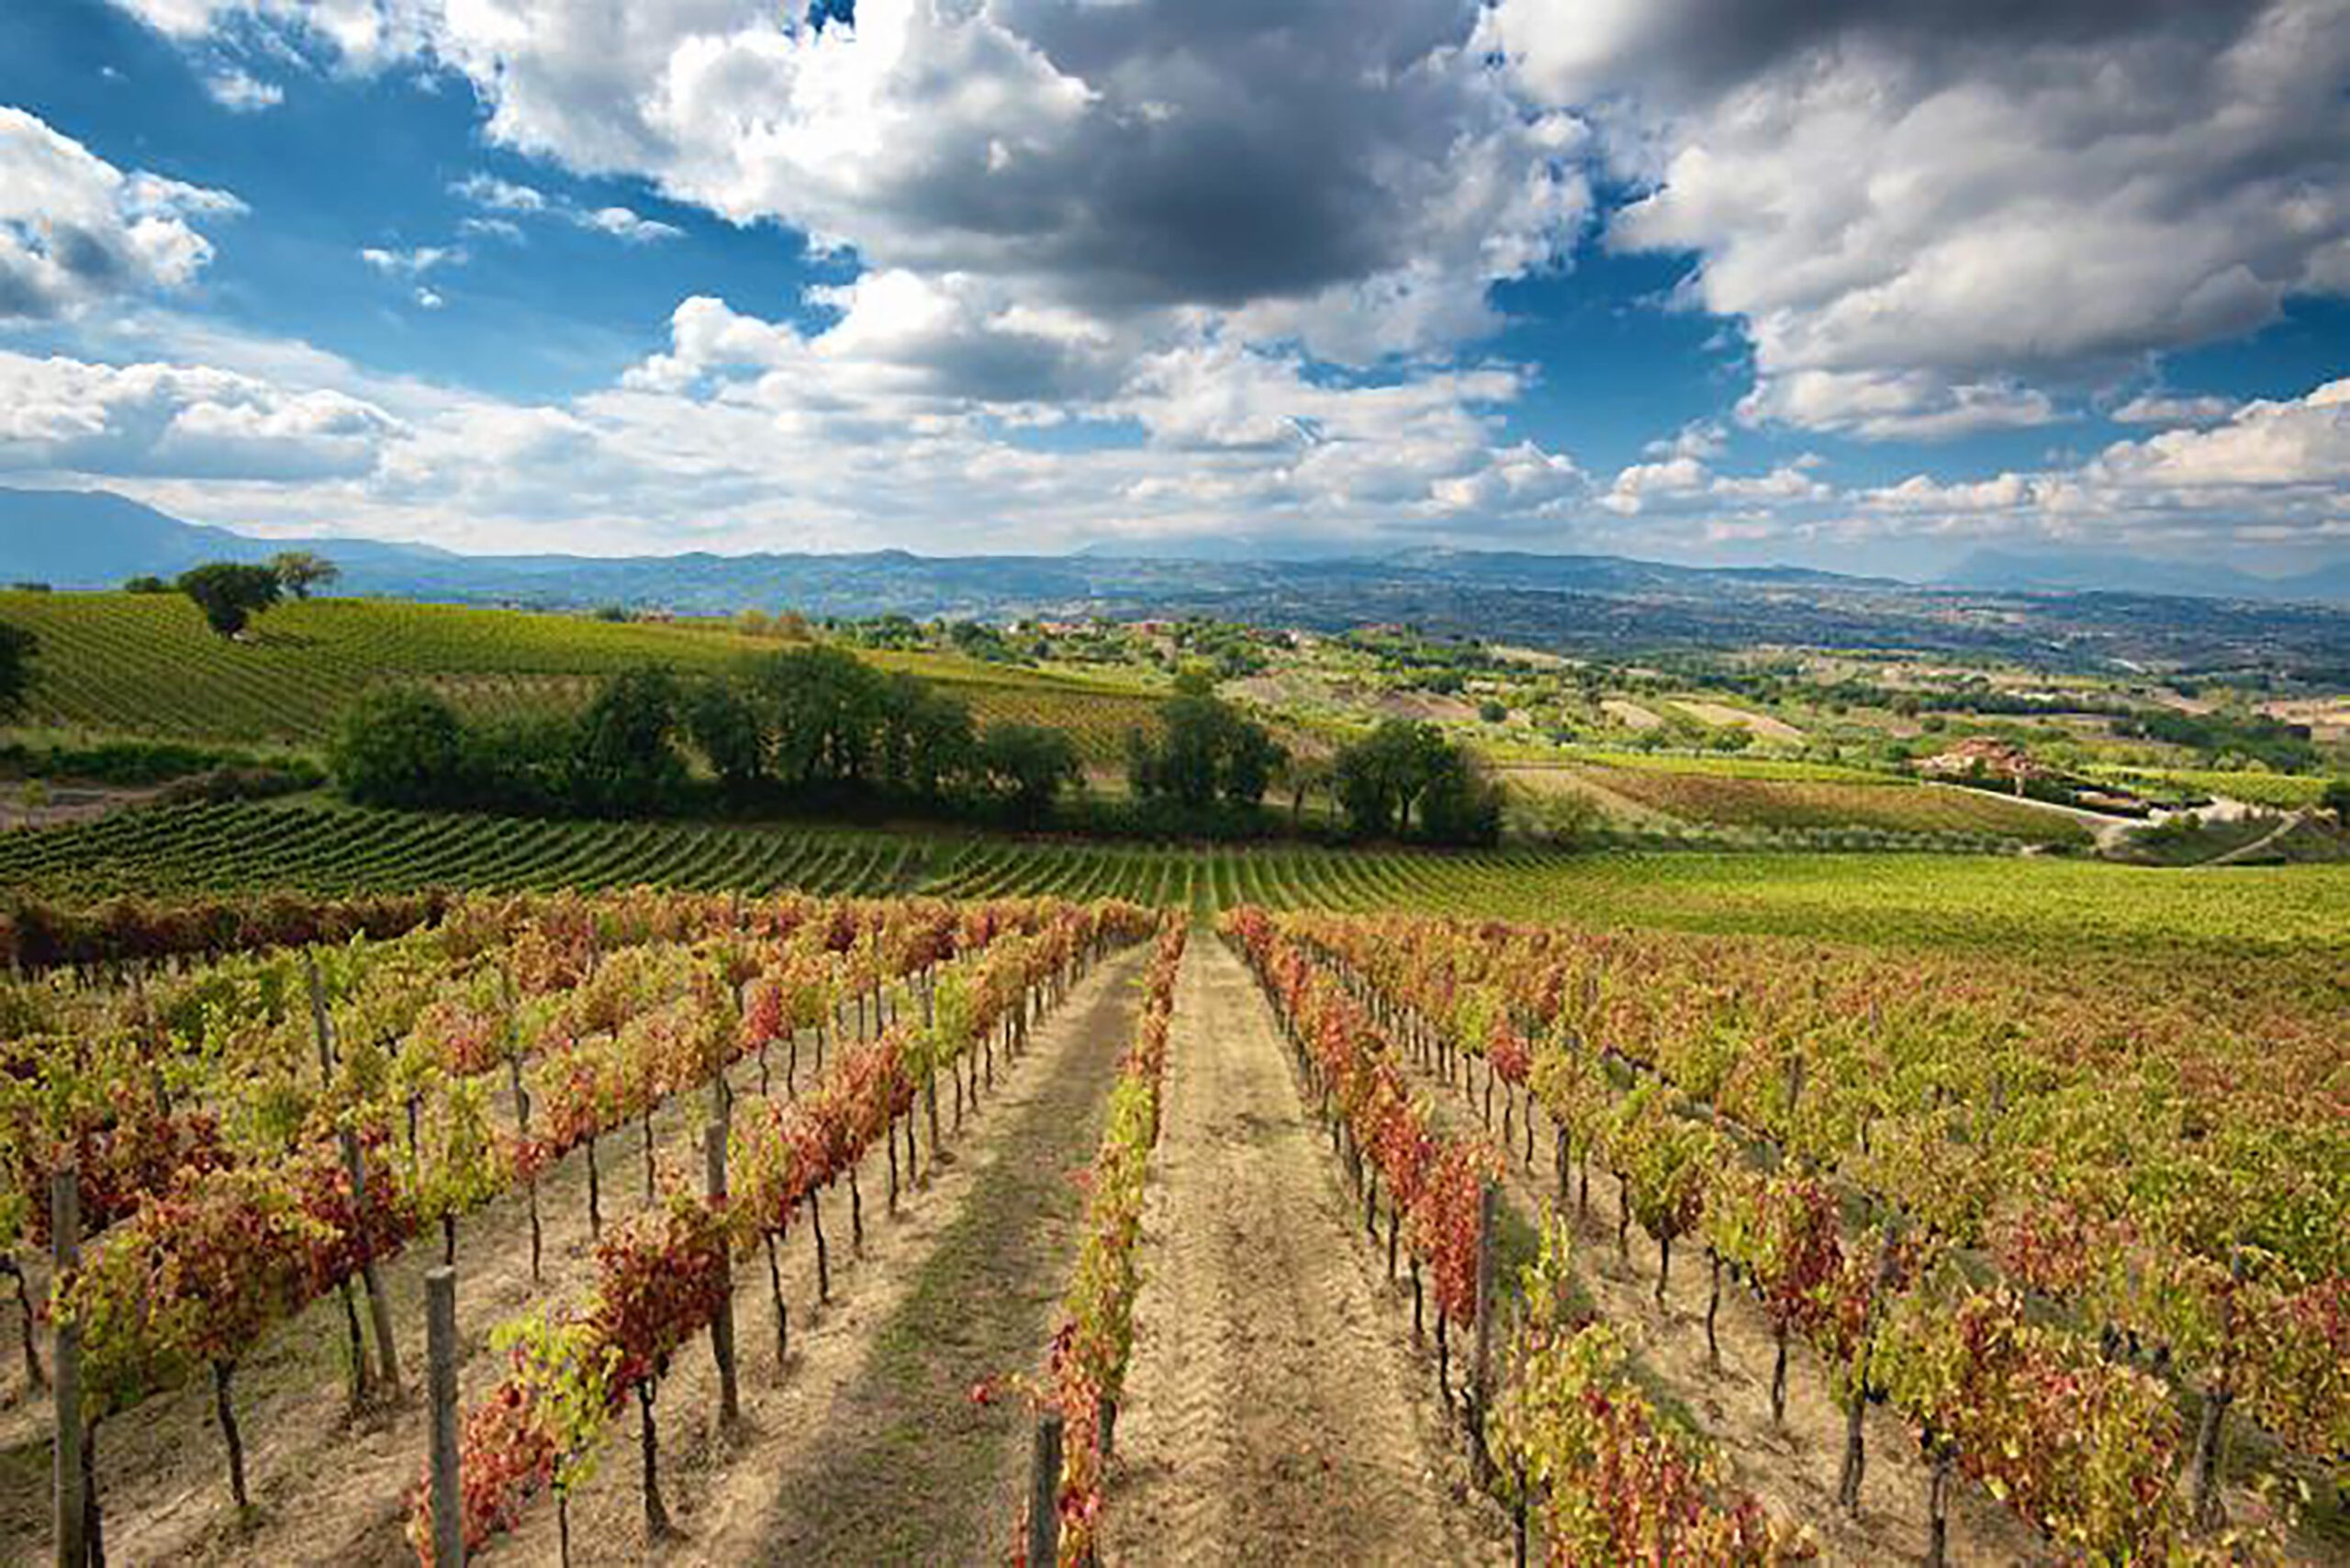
[
  {"x1": 0, "y1": 106, "x2": 243, "y2": 322},
  {"x1": 117, "y1": 0, "x2": 1587, "y2": 368},
  {"x1": 1858, "y1": 379, "x2": 2350, "y2": 550},
  {"x1": 0, "y1": 349, "x2": 405, "y2": 481},
  {"x1": 1486, "y1": 0, "x2": 2350, "y2": 438}
]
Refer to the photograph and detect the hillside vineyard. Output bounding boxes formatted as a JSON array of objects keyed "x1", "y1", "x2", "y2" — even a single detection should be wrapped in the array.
[{"x1": 5, "y1": 883, "x2": 2340, "y2": 1564}]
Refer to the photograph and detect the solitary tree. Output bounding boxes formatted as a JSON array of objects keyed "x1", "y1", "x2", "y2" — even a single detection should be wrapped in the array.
[
  {"x1": 177, "y1": 562, "x2": 283, "y2": 638},
  {"x1": 270, "y1": 551, "x2": 341, "y2": 599},
  {"x1": 123, "y1": 575, "x2": 172, "y2": 594}
]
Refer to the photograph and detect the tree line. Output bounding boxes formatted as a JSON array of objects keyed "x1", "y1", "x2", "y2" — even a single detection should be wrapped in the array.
[
  {"x1": 333, "y1": 654, "x2": 1502, "y2": 845},
  {"x1": 332, "y1": 646, "x2": 1084, "y2": 824}
]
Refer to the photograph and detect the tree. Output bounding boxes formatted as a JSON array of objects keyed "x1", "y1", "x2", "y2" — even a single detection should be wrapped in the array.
[
  {"x1": 0, "y1": 622, "x2": 35, "y2": 721},
  {"x1": 270, "y1": 551, "x2": 341, "y2": 599},
  {"x1": 1416, "y1": 744, "x2": 1505, "y2": 846},
  {"x1": 177, "y1": 563, "x2": 282, "y2": 638},
  {"x1": 123, "y1": 575, "x2": 172, "y2": 594},
  {"x1": 2322, "y1": 778, "x2": 2350, "y2": 821},
  {"x1": 1330, "y1": 719, "x2": 1496, "y2": 843},
  {"x1": 981, "y1": 722, "x2": 1080, "y2": 825},
  {"x1": 750, "y1": 644, "x2": 886, "y2": 788},
  {"x1": 1125, "y1": 671, "x2": 1285, "y2": 812},
  {"x1": 683, "y1": 678, "x2": 767, "y2": 793},
  {"x1": 330, "y1": 689, "x2": 463, "y2": 808},
  {"x1": 572, "y1": 665, "x2": 688, "y2": 815},
  {"x1": 1332, "y1": 720, "x2": 1445, "y2": 837}
]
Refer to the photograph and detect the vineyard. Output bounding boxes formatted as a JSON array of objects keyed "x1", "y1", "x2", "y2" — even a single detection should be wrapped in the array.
[
  {"x1": 1, "y1": 875, "x2": 2344, "y2": 1563},
  {"x1": 0, "y1": 592, "x2": 764, "y2": 744},
  {"x1": 7, "y1": 799, "x2": 2350, "y2": 962},
  {"x1": 1218, "y1": 906, "x2": 2348, "y2": 1563},
  {"x1": 0, "y1": 593, "x2": 1169, "y2": 757},
  {"x1": 1561, "y1": 763, "x2": 2096, "y2": 846}
]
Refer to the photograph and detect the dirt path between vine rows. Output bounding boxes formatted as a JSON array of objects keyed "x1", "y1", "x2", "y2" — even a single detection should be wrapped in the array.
[
  {"x1": 1108, "y1": 939, "x2": 1506, "y2": 1565},
  {"x1": 509, "y1": 945, "x2": 1147, "y2": 1567},
  {"x1": 1400, "y1": 1044, "x2": 2044, "y2": 1566}
]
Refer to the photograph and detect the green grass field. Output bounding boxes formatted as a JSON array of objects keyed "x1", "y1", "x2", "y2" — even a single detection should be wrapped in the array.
[{"x1": 8, "y1": 800, "x2": 2342, "y2": 966}]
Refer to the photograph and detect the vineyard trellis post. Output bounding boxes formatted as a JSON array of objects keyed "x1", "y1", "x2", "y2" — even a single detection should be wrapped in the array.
[
  {"x1": 1470, "y1": 1179, "x2": 1498, "y2": 1487},
  {"x1": 426, "y1": 1266, "x2": 464, "y2": 1568},
  {"x1": 52, "y1": 1167, "x2": 84, "y2": 1568},
  {"x1": 1026, "y1": 1410, "x2": 1063, "y2": 1568}
]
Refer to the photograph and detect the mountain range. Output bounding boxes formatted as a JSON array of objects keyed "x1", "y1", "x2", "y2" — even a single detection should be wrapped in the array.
[{"x1": 3, "y1": 487, "x2": 2346, "y2": 673}]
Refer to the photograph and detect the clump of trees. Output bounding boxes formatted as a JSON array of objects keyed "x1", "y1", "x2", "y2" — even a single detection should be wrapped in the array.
[
  {"x1": 177, "y1": 563, "x2": 283, "y2": 638},
  {"x1": 1124, "y1": 671, "x2": 1285, "y2": 829},
  {"x1": 1330, "y1": 719, "x2": 1502, "y2": 846},
  {"x1": 333, "y1": 648, "x2": 1084, "y2": 824}
]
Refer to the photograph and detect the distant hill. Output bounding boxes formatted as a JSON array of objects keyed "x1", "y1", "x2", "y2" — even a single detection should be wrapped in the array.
[
  {"x1": 1942, "y1": 548, "x2": 2350, "y2": 606},
  {"x1": 0, "y1": 487, "x2": 457, "y2": 585},
  {"x1": 3, "y1": 486, "x2": 2345, "y2": 672}
]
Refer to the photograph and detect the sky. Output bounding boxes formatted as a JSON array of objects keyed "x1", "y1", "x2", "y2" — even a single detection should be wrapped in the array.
[{"x1": 1, "y1": 0, "x2": 2346, "y2": 577}]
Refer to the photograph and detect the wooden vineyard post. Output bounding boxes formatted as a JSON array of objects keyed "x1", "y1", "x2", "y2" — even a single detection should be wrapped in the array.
[
  {"x1": 704, "y1": 1124, "x2": 741, "y2": 1427},
  {"x1": 309, "y1": 960, "x2": 402, "y2": 1394},
  {"x1": 52, "y1": 1168, "x2": 84, "y2": 1568},
  {"x1": 1470, "y1": 1180, "x2": 1498, "y2": 1486},
  {"x1": 426, "y1": 1267, "x2": 464, "y2": 1568},
  {"x1": 1026, "y1": 1410, "x2": 1063, "y2": 1568}
]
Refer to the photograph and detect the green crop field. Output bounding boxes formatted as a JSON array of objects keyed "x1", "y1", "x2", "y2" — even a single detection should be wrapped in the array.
[
  {"x1": 8, "y1": 800, "x2": 2341, "y2": 967},
  {"x1": 0, "y1": 591, "x2": 760, "y2": 743},
  {"x1": 1558, "y1": 762, "x2": 2094, "y2": 845},
  {"x1": 0, "y1": 591, "x2": 1169, "y2": 756}
]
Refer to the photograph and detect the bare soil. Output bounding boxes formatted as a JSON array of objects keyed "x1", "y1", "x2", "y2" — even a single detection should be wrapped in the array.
[{"x1": 1109, "y1": 940, "x2": 1507, "y2": 1565}]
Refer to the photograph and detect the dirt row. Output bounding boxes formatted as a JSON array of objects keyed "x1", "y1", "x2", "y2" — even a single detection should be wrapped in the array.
[{"x1": 1109, "y1": 938, "x2": 1507, "y2": 1564}]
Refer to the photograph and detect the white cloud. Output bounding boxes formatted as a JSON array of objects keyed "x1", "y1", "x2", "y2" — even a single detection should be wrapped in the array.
[
  {"x1": 203, "y1": 67, "x2": 284, "y2": 112},
  {"x1": 0, "y1": 106, "x2": 243, "y2": 322},
  {"x1": 579, "y1": 205, "x2": 681, "y2": 243},
  {"x1": 1854, "y1": 379, "x2": 2350, "y2": 550},
  {"x1": 1487, "y1": 0, "x2": 2350, "y2": 438},
  {"x1": 413, "y1": 286, "x2": 444, "y2": 309},
  {"x1": 0, "y1": 349, "x2": 405, "y2": 481},
  {"x1": 360, "y1": 243, "x2": 462, "y2": 276},
  {"x1": 450, "y1": 173, "x2": 549, "y2": 213},
  {"x1": 116, "y1": 0, "x2": 1588, "y2": 370},
  {"x1": 2111, "y1": 391, "x2": 2241, "y2": 427}
]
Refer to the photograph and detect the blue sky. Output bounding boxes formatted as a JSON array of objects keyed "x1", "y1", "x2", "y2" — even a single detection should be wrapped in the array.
[{"x1": 2, "y1": 0, "x2": 2345, "y2": 577}]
